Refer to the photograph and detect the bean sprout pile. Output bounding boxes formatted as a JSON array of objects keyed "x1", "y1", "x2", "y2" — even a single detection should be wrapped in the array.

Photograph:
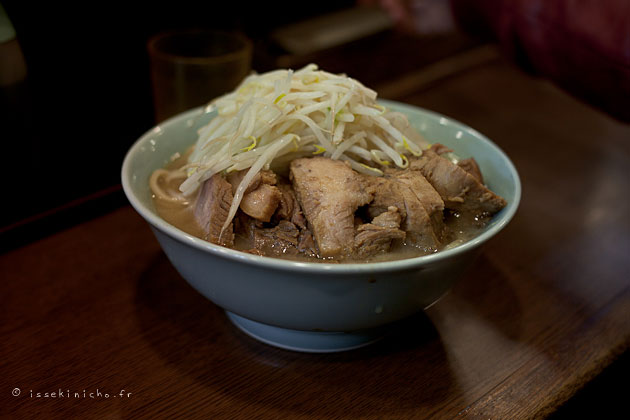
[{"x1": 151, "y1": 64, "x2": 432, "y2": 235}]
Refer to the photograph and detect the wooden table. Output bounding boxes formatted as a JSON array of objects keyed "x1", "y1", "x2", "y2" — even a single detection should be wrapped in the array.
[{"x1": 2, "y1": 50, "x2": 630, "y2": 419}]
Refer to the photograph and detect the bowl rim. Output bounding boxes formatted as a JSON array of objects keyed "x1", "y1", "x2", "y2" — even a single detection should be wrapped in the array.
[{"x1": 122, "y1": 101, "x2": 521, "y2": 274}]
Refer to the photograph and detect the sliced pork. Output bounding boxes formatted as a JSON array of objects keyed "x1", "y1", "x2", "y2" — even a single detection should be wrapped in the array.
[
  {"x1": 428, "y1": 143, "x2": 453, "y2": 156},
  {"x1": 290, "y1": 157, "x2": 374, "y2": 257},
  {"x1": 355, "y1": 207, "x2": 406, "y2": 257},
  {"x1": 457, "y1": 158, "x2": 484, "y2": 183},
  {"x1": 275, "y1": 182, "x2": 307, "y2": 229},
  {"x1": 226, "y1": 169, "x2": 277, "y2": 194},
  {"x1": 252, "y1": 220, "x2": 301, "y2": 256},
  {"x1": 391, "y1": 170, "x2": 445, "y2": 238},
  {"x1": 410, "y1": 146, "x2": 506, "y2": 215},
  {"x1": 194, "y1": 174, "x2": 235, "y2": 247},
  {"x1": 227, "y1": 169, "x2": 281, "y2": 222},
  {"x1": 236, "y1": 214, "x2": 318, "y2": 258},
  {"x1": 428, "y1": 143, "x2": 485, "y2": 182},
  {"x1": 365, "y1": 174, "x2": 443, "y2": 250},
  {"x1": 193, "y1": 148, "x2": 506, "y2": 261},
  {"x1": 238, "y1": 183, "x2": 282, "y2": 222}
]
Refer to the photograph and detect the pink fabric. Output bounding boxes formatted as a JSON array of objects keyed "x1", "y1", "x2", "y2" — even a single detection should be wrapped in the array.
[{"x1": 450, "y1": 0, "x2": 630, "y2": 121}]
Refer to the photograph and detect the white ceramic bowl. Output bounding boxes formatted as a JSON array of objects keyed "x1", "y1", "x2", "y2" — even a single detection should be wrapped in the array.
[{"x1": 122, "y1": 100, "x2": 521, "y2": 352}]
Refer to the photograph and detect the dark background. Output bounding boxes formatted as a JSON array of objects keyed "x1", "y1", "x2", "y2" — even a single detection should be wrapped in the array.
[{"x1": 1, "y1": 1, "x2": 354, "y2": 231}]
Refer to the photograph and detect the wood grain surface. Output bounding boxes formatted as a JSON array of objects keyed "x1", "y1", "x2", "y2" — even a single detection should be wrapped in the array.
[{"x1": 2, "y1": 57, "x2": 629, "y2": 419}]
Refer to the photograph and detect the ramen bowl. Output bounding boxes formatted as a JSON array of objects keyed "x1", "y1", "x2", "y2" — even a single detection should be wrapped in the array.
[{"x1": 122, "y1": 100, "x2": 521, "y2": 352}]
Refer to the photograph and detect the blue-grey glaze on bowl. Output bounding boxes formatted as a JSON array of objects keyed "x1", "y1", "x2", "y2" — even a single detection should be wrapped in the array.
[{"x1": 122, "y1": 100, "x2": 521, "y2": 334}]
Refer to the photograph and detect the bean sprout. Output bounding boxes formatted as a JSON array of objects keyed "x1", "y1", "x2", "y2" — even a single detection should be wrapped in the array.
[{"x1": 173, "y1": 64, "x2": 432, "y2": 236}]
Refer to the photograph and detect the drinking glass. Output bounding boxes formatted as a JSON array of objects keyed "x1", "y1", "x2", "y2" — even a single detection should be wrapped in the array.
[{"x1": 148, "y1": 29, "x2": 252, "y2": 122}]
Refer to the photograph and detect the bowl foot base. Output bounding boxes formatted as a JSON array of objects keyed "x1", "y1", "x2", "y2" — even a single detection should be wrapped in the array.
[{"x1": 226, "y1": 311, "x2": 388, "y2": 353}]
